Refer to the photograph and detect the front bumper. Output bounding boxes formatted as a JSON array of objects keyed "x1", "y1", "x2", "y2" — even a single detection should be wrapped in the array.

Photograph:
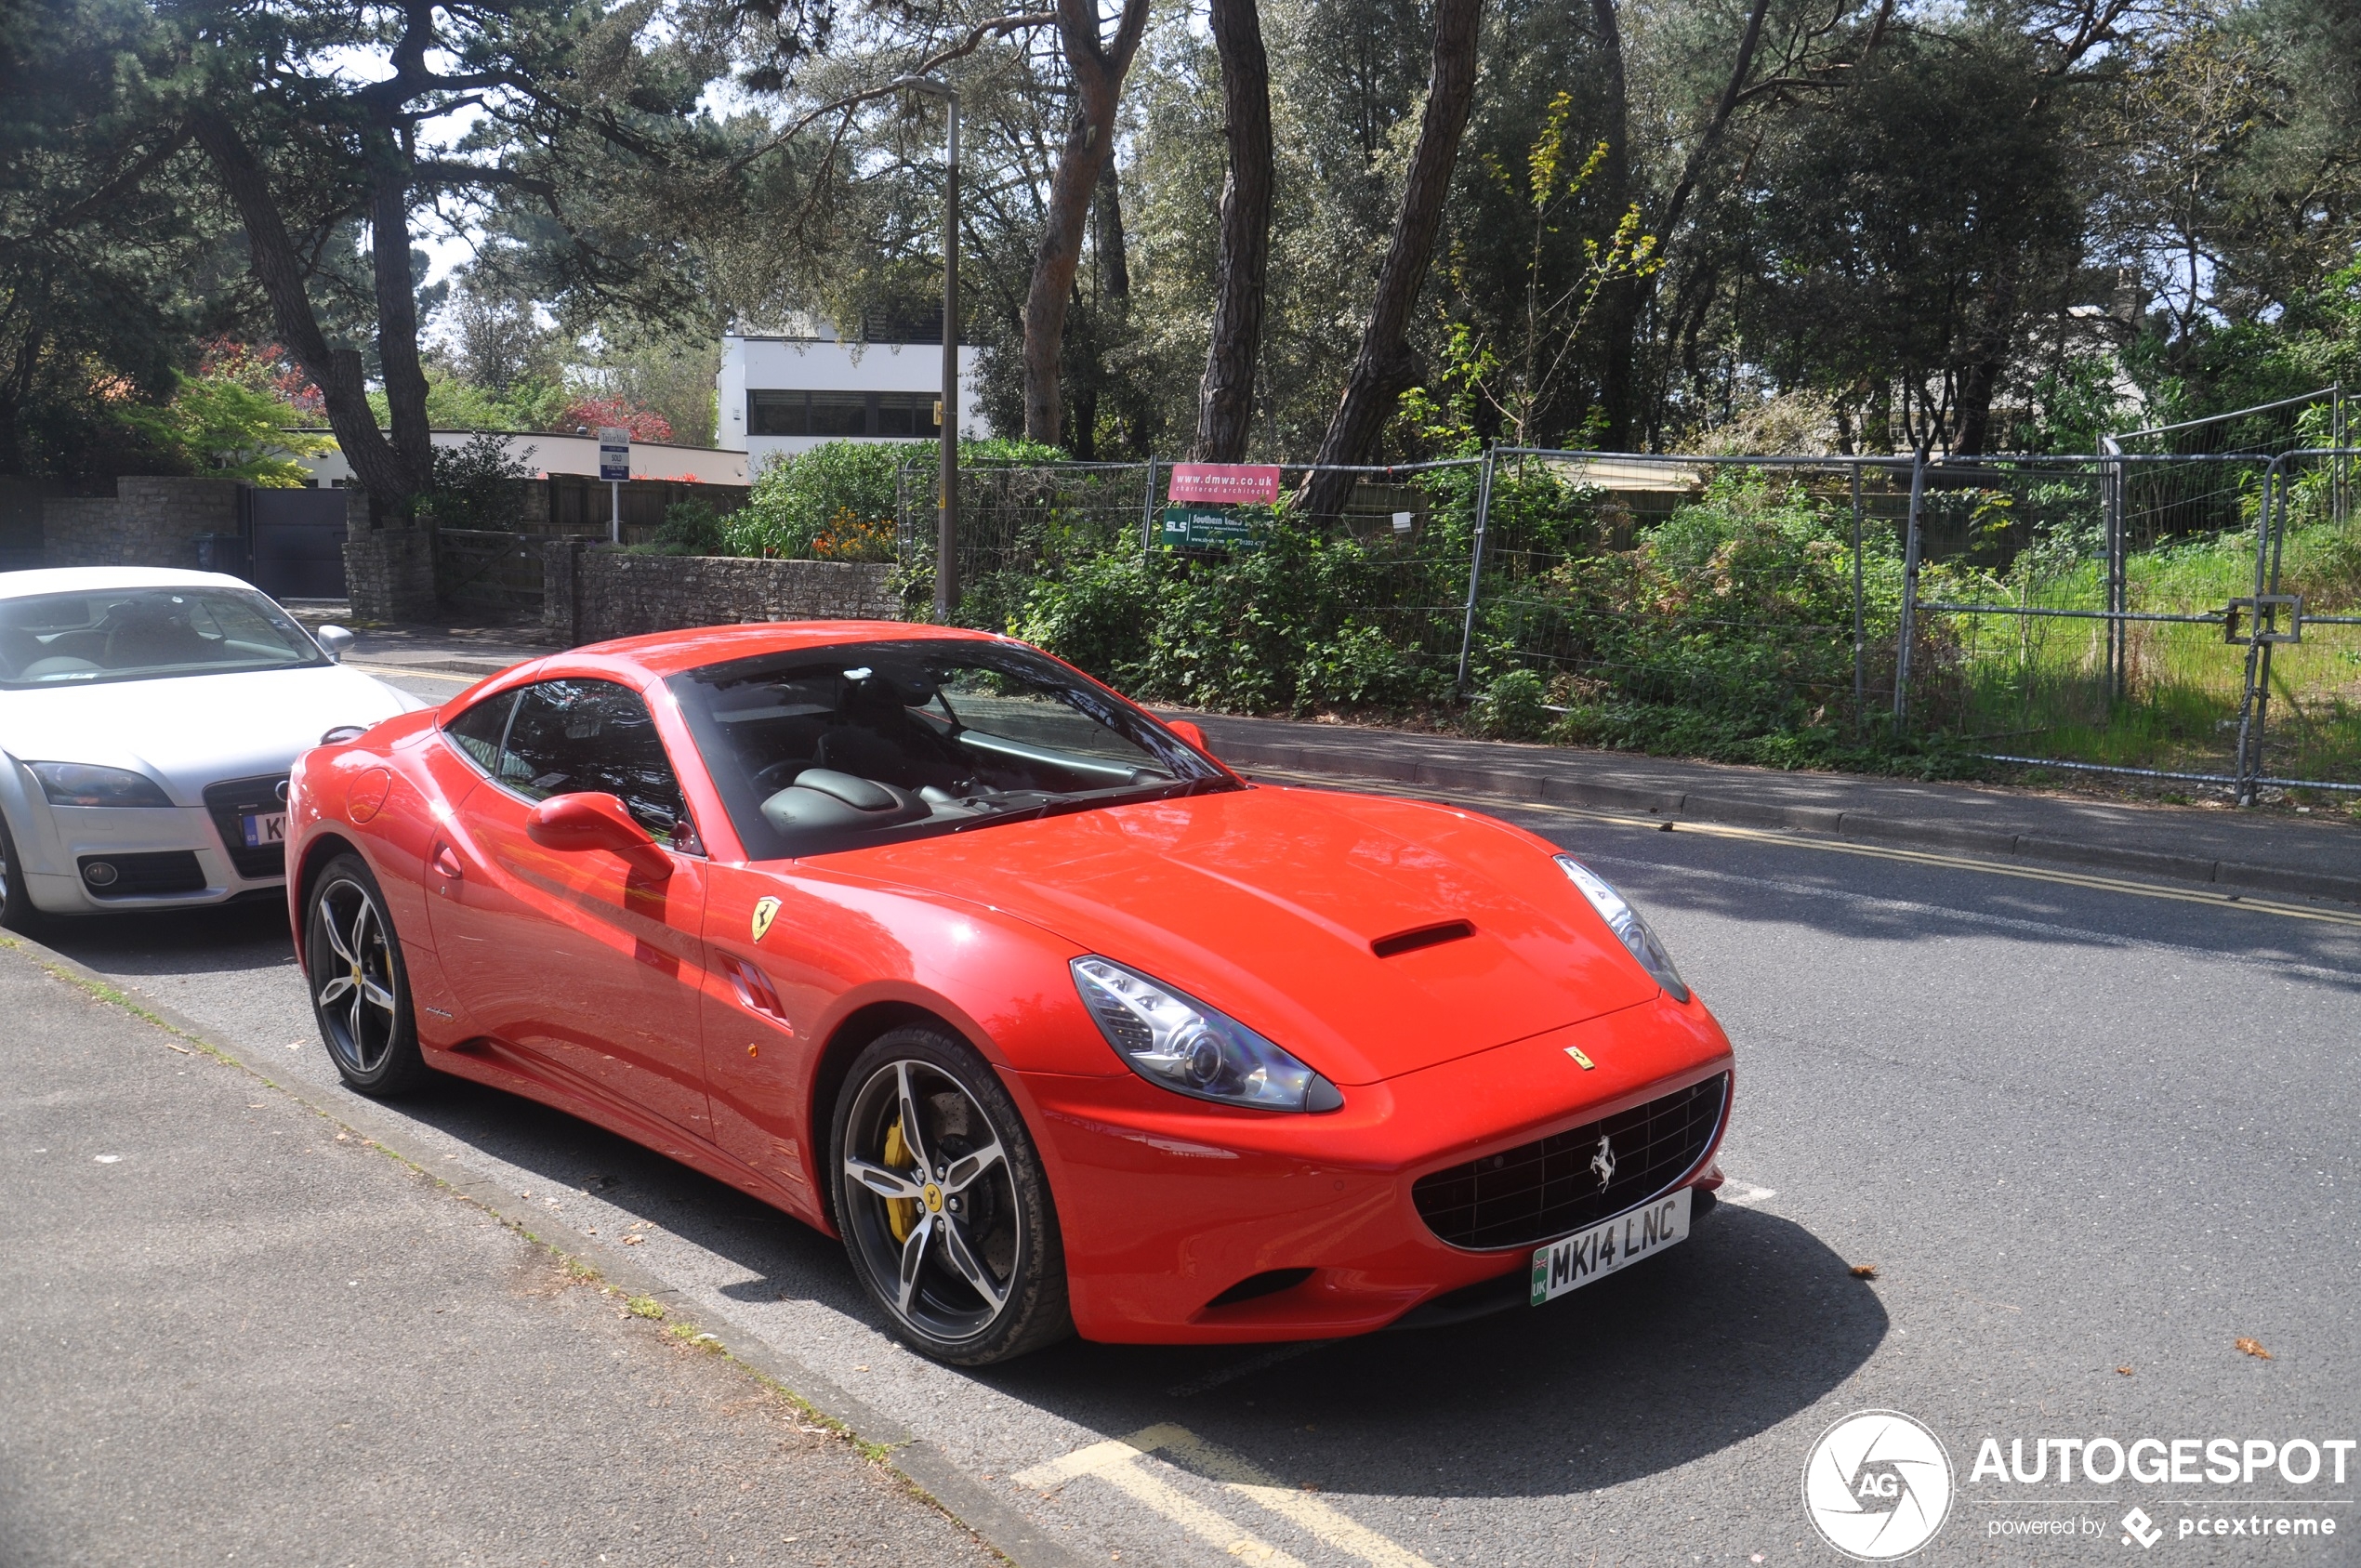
[
  {"x1": 1012, "y1": 992, "x2": 1734, "y2": 1344},
  {"x1": 15, "y1": 799, "x2": 284, "y2": 915}
]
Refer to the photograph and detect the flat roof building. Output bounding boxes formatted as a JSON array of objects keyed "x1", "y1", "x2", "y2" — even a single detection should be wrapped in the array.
[{"x1": 719, "y1": 322, "x2": 985, "y2": 469}]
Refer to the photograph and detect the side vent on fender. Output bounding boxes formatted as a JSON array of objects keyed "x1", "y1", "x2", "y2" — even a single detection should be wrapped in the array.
[
  {"x1": 722, "y1": 955, "x2": 793, "y2": 1030},
  {"x1": 1370, "y1": 919, "x2": 1475, "y2": 959}
]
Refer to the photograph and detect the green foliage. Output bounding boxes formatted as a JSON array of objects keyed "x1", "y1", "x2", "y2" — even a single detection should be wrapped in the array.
[
  {"x1": 1476, "y1": 668, "x2": 1550, "y2": 738},
  {"x1": 1003, "y1": 512, "x2": 1461, "y2": 717},
  {"x1": 420, "y1": 431, "x2": 534, "y2": 528},
  {"x1": 726, "y1": 441, "x2": 907, "y2": 559},
  {"x1": 651, "y1": 498, "x2": 728, "y2": 555},
  {"x1": 112, "y1": 372, "x2": 331, "y2": 485}
]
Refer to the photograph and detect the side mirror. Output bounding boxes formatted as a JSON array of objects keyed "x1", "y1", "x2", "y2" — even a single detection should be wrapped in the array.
[
  {"x1": 1167, "y1": 718, "x2": 1211, "y2": 755},
  {"x1": 315, "y1": 625, "x2": 355, "y2": 663},
  {"x1": 525, "y1": 792, "x2": 671, "y2": 876}
]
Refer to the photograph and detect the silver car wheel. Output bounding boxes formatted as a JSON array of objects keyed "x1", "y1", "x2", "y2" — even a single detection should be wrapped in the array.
[{"x1": 310, "y1": 876, "x2": 402, "y2": 1076}]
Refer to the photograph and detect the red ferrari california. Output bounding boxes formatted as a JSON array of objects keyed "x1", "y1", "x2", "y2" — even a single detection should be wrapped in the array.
[{"x1": 286, "y1": 623, "x2": 1733, "y2": 1364}]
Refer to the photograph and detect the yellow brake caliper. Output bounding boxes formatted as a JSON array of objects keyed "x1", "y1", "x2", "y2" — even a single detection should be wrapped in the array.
[{"x1": 882, "y1": 1120, "x2": 918, "y2": 1243}]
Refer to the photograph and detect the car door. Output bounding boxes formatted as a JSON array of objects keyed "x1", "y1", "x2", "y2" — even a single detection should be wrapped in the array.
[{"x1": 428, "y1": 677, "x2": 715, "y2": 1142}]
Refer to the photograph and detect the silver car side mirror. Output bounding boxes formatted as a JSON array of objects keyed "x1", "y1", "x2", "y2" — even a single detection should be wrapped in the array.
[{"x1": 315, "y1": 625, "x2": 356, "y2": 663}]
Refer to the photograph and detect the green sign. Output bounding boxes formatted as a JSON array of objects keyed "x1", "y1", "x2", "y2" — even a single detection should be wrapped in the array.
[{"x1": 1157, "y1": 505, "x2": 1263, "y2": 550}]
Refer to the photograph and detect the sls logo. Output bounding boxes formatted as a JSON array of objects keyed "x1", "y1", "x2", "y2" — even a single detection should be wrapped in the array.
[{"x1": 1803, "y1": 1411, "x2": 1955, "y2": 1561}]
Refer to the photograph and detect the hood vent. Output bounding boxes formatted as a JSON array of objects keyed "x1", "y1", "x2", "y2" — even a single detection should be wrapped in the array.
[{"x1": 1371, "y1": 919, "x2": 1475, "y2": 959}]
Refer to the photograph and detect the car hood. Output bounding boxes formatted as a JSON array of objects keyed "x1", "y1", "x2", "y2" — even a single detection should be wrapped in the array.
[
  {"x1": 830, "y1": 784, "x2": 1662, "y2": 1085},
  {"x1": 0, "y1": 664, "x2": 421, "y2": 801}
]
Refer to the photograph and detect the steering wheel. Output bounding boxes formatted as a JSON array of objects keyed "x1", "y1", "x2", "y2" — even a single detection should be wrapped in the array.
[{"x1": 751, "y1": 759, "x2": 807, "y2": 796}]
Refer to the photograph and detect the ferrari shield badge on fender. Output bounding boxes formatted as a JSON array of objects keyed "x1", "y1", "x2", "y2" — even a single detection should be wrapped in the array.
[{"x1": 751, "y1": 896, "x2": 781, "y2": 943}]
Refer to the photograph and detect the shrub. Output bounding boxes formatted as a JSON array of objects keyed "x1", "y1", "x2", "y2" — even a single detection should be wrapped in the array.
[
  {"x1": 649, "y1": 497, "x2": 728, "y2": 555},
  {"x1": 422, "y1": 430, "x2": 534, "y2": 527},
  {"x1": 1477, "y1": 667, "x2": 1551, "y2": 738},
  {"x1": 726, "y1": 441, "x2": 907, "y2": 559}
]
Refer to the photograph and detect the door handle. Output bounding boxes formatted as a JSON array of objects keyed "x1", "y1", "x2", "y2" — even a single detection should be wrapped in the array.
[{"x1": 431, "y1": 842, "x2": 464, "y2": 881}]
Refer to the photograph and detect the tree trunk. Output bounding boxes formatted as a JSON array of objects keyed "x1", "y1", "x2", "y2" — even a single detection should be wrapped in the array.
[
  {"x1": 1299, "y1": 0, "x2": 1484, "y2": 517},
  {"x1": 1094, "y1": 155, "x2": 1130, "y2": 301},
  {"x1": 1022, "y1": 0, "x2": 1151, "y2": 446},
  {"x1": 367, "y1": 128, "x2": 435, "y2": 489},
  {"x1": 1192, "y1": 0, "x2": 1273, "y2": 463},
  {"x1": 1587, "y1": 0, "x2": 1640, "y2": 451},
  {"x1": 187, "y1": 108, "x2": 421, "y2": 518}
]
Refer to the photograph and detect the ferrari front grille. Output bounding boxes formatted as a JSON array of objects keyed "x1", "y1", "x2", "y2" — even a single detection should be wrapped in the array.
[
  {"x1": 1410, "y1": 1072, "x2": 1727, "y2": 1251},
  {"x1": 203, "y1": 775, "x2": 290, "y2": 880}
]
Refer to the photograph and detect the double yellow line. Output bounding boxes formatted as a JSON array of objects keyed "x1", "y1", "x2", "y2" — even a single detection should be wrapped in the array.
[{"x1": 1256, "y1": 767, "x2": 2361, "y2": 930}]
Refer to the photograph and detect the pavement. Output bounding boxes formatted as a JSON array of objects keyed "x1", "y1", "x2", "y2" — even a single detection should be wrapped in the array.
[
  {"x1": 25, "y1": 621, "x2": 2361, "y2": 1564},
  {"x1": 0, "y1": 936, "x2": 1001, "y2": 1567},
  {"x1": 303, "y1": 612, "x2": 2361, "y2": 908}
]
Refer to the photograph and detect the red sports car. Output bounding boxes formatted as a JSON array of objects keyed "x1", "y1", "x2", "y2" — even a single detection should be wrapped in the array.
[{"x1": 286, "y1": 623, "x2": 1733, "y2": 1364}]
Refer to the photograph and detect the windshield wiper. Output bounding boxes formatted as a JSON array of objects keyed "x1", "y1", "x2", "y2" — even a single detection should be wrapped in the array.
[{"x1": 943, "y1": 773, "x2": 1233, "y2": 833}]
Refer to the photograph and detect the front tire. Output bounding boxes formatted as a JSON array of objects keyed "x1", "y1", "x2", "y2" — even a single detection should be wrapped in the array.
[
  {"x1": 830, "y1": 1026, "x2": 1072, "y2": 1364},
  {"x1": 304, "y1": 853, "x2": 429, "y2": 1095},
  {"x1": 0, "y1": 809, "x2": 41, "y2": 933}
]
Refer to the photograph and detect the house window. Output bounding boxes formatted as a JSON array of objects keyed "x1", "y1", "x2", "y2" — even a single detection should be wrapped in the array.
[
  {"x1": 810, "y1": 392, "x2": 867, "y2": 437},
  {"x1": 745, "y1": 390, "x2": 946, "y2": 439},
  {"x1": 748, "y1": 390, "x2": 807, "y2": 436}
]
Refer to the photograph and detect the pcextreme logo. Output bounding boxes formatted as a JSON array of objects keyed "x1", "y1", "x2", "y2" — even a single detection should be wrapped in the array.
[{"x1": 1803, "y1": 1410, "x2": 1956, "y2": 1561}]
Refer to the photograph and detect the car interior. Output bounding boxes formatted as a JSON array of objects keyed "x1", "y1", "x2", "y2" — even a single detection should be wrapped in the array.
[
  {"x1": 674, "y1": 644, "x2": 1225, "y2": 855},
  {"x1": 0, "y1": 589, "x2": 317, "y2": 685}
]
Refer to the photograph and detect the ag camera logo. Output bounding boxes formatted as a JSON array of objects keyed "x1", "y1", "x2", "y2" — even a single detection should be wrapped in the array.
[{"x1": 1803, "y1": 1410, "x2": 1955, "y2": 1560}]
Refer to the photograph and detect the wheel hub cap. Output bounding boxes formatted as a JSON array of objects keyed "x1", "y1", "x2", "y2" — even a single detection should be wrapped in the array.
[{"x1": 921, "y1": 1182, "x2": 944, "y2": 1213}]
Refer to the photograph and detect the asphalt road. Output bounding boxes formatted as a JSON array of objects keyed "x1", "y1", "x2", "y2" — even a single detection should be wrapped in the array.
[{"x1": 21, "y1": 660, "x2": 2361, "y2": 1566}]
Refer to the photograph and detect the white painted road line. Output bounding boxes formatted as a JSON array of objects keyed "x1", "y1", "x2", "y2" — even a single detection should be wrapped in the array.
[
  {"x1": 1017, "y1": 1425, "x2": 1438, "y2": 1568},
  {"x1": 1015, "y1": 1434, "x2": 1308, "y2": 1566}
]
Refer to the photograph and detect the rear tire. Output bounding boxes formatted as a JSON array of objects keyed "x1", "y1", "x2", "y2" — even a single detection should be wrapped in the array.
[
  {"x1": 829, "y1": 1026, "x2": 1072, "y2": 1365},
  {"x1": 0, "y1": 808, "x2": 43, "y2": 934},
  {"x1": 304, "y1": 853, "x2": 429, "y2": 1096}
]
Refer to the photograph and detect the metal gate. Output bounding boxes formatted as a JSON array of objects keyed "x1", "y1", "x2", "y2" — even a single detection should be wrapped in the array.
[{"x1": 248, "y1": 487, "x2": 350, "y2": 600}]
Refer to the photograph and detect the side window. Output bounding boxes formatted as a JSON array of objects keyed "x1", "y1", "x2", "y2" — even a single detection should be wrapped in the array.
[
  {"x1": 497, "y1": 679, "x2": 700, "y2": 850},
  {"x1": 442, "y1": 692, "x2": 516, "y2": 773}
]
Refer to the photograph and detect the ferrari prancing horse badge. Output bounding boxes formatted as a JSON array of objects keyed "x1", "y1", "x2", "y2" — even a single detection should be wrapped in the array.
[{"x1": 751, "y1": 896, "x2": 781, "y2": 943}]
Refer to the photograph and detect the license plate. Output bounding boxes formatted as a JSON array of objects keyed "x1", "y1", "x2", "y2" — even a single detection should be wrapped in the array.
[
  {"x1": 242, "y1": 811, "x2": 287, "y2": 848},
  {"x1": 1530, "y1": 1187, "x2": 1692, "y2": 1306}
]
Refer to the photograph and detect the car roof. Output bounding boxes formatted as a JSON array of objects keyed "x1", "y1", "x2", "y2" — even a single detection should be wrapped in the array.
[
  {"x1": 0, "y1": 567, "x2": 260, "y2": 600},
  {"x1": 569, "y1": 620, "x2": 1013, "y2": 679}
]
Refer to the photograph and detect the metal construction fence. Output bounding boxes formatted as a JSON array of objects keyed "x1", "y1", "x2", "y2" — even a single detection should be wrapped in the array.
[{"x1": 895, "y1": 405, "x2": 2361, "y2": 799}]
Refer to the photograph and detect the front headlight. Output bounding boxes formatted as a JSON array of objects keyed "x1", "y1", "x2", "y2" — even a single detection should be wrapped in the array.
[
  {"x1": 1072, "y1": 956, "x2": 1344, "y2": 1113},
  {"x1": 1555, "y1": 854, "x2": 1690, "y2": 1003},
  {"x1": 27, "y1": 762, "x2": 174, "y2": 808}
]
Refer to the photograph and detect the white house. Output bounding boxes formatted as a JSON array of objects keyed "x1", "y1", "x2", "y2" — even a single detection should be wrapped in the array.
[{"x1": 719, "y1": 324, "x2": 984, "y2": 471}]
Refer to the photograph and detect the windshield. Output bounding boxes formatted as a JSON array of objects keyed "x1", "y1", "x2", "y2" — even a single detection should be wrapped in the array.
[
  {"x1": 0, "y1": 587, "x2": 324, "y2": 689},
  {"x1": 670, "y1": 639, "x2": 1234, "y2": 859}
]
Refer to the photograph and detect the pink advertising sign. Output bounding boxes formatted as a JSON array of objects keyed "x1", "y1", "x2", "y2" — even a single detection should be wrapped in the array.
[{"x1": 1167, "y1": 463, "x2": 1282, "y2": 505}]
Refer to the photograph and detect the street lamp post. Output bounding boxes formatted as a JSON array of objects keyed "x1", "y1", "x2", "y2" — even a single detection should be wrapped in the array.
[{"x1": 895, "y1": 76, "x2": 960, "y2": 622}]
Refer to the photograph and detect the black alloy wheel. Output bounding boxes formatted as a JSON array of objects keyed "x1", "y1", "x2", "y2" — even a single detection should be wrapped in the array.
[
  {"x1": 0, "y1": 809, "x2": 39, "y2": 932},
  {"x1": 304, "y1": 853, "x2": 429, "y2": 1095},
  {"x1": 830, "y1": 1026, "x2": 1071, "y2": 1365}
]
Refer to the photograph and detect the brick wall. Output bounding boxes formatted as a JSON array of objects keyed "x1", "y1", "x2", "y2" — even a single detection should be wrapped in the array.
[
  {"x1": 41, "y1": 477, "x2": 244, "y2": 570},
  {"x1": 344, "y1": 523, "x2": 437, "y2": 624},
  {"x1": 544, "y1": 542, "x2": 901, "y2": 647}
]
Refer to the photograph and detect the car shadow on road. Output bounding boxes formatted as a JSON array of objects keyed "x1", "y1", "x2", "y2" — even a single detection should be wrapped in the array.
[
  {"x1": 971, "y1": 1202, "x2": 1884, "y2": 1498},
  {"x1": 35, "y1": 897, "x2": 295, "y2": 978},
  {"x1": 368, "y1": 1064, "x2": 1880, "y2": 1501}
]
